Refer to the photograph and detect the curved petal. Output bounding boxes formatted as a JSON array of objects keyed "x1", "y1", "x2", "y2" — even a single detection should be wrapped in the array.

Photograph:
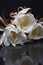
[
  {"x1": 18, "y1": 8, "x2": 31, "y2": 14},
  {"x1": 5, "y1": 24, "x2": 19, "y2": 33},
  {"x1": 0, "y1": 32, "x2": 6, "y2": 45},
  {"x1": 0, "y1": 28, "x2": 5, "y2": 31},
  {"x1": 15, "y1": 14, "x2": 25, "y2": 19},
  {"x1": 4, "y1": 37, "x2": 10, "y2": 46},
  {"x1": 39, "y1": 22, "x2": 43, "y2": 25},
  {"x1": 38, "y1": 18, "x2": 43, "y2": 23},
  {"x1": 37, "y1": 18, "x2": 43, "y2": 26},
  {"x1": 20, "y1": 32, "x2": 27, "y2": 39}
]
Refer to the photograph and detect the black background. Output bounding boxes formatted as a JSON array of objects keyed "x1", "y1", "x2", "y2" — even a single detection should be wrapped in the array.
[{"x1": 0, "y1": 0, "x2": 43, "y2": 19}]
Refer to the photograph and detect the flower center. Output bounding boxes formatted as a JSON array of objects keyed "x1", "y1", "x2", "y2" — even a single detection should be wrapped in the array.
[
  {"x1": 9, "y1": 31, "x2": 16, "y2": 41},
  {"x1": 18, "y1": 16, "x2": 30, "y2": 29},
  {"x1": 32, "y1": 28, "x2": 39, "y2": 36}
]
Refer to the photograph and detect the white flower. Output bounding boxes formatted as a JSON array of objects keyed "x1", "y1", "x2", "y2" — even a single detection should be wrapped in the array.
[
  {"x1": 13, "y1": 13, "x2": 36, "y2": 33},
  {"x1": 28, "y1": 23, "x2": 43, "y2": 39},
  {"x1": 0, "y1": 24, "x2": 27, "y2": 46},
  {"x1": 8, "y1": 32, "x2": 27, "y2": 46},
  {"x1": 14, "y1": 14, "x2": 36, "y2": 33}
]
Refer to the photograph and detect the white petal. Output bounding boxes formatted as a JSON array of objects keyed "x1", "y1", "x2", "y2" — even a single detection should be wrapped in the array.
[
  {"x1": 37, "y1": 18, "x2": 43, "y2": 26},
  {"x1": 20, "y1": 32, "x2": 27, "y2": 39},
  {"x1": 18, "y1": 8, "x2": 31, "y2": 14},
  {"x1": 0, "y1": 32, "x2": 6, "y2": 45},
  {"x1": 11, "y1": 43, "x2": 16, "y2": 47},
  {"x1": 4, "y1": 37, "x2": 10, "y2": 46},
  {"x1": 39, "y1": 22, "x2": 43, "y2": 26},
  {"x1": 0, "y1": 29, "x2": 4, "y2": 31},
  {"x1": 38, "y1": 18, "x2": 43, "y2": 23},
  {"x1": 5, "y1": 25, "x2": 19, "y2": 33},
  {"x1": 26, "y1": 13, "x2": 37, "y2": 23},
  {"x1": 15, "y1": 14, "x2": 25, "y2": 19}
]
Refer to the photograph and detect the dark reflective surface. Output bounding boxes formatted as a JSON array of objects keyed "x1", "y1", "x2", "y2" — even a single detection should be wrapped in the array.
[{"x1": 0, "y1": 39, "x2": 43, "y2": 65}]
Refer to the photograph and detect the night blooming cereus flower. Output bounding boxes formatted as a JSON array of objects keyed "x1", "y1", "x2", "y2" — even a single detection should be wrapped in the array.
[
  {"x1": 12, "y1": 8, "x2": 37, "y2": 35},
  {"x1": 0, "y1": 24, "x2": 27, "y2": 46},
  {"x1": 28, "y1": 23, "x2": 43, "y2": 39}
]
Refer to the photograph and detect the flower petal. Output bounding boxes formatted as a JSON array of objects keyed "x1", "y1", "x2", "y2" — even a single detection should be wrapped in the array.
[
  {"x1": 37, "y1": 18, "x2": 43, "y2": 26},
  {"x1": 20, "y1": 32, "x2": 27, "y2": 39},
  {"x1": 0, "y1": 32, "x2": 6, "y2": 45},
  {"x1": 18, "y1": 8, "x2": 31, "y2": 14},
  {"x1": 38, "y1": 18, "x2": 43, "y2": 23},
  {"x1": 4, "y1": 37, "x2": 10, "y2": 46},
  {"x1": 5, "y1": 24, "x2": 19, "y2": 33}
]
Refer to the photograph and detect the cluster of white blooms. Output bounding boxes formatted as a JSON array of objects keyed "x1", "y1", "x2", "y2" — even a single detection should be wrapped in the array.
[{"x1": 0, "y1": 7, "x2": 43, "y2": 46}]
